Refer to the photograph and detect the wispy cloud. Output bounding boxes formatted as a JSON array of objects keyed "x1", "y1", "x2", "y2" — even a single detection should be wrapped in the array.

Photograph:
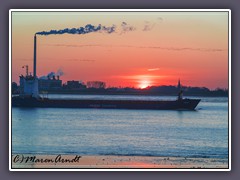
[
  {"x1": 22, "y1": 56, "x2": 96, "y2": 62},
  {"x1": 139, "y1": 46, "x2": 226, "y2": 52},
  {"x1": 68, "y1": 59, "x2": 95, "y2": 62},
  {"x1": 148, "y1": 68, "x2": 160, "y2": 71},
  {"x1": 44, "y1": 44, "x2": 110, "y2": 48},
  {"x1": 44, "y1": 44, "x2": 226, "y2": 52},
  {"x1": 115, "y1": 75, "x2": 166, "y2": 80},
  {"x1": 18, "y1": 58, "x2": 32, "y2": 61}
]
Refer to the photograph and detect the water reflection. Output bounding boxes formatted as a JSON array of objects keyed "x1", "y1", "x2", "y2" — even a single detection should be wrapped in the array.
[{"x1": 12, "y1": 96, "x2": 228, "y2": 158}]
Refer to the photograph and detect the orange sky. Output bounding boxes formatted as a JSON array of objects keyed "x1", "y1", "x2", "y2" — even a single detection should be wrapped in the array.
[{"x1": 11, "y1": 11, "x2": 229, "y2": 89}]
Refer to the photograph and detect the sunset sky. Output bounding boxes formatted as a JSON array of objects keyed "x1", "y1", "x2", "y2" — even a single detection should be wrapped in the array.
[{"x1": 11, "y1": 11, "x2": 229, "y2": 89}]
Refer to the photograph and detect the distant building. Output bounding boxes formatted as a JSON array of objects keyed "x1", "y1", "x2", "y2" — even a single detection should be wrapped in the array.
[
  {"x1": 64, "y1": 80, "x2": 86, "y2": 90},
  {"x1": 38, "y1": 75, "x2": 62, "y2": 91},
  {"x1": 177, "y1": 79, "x2": 181, "y2": 90}
]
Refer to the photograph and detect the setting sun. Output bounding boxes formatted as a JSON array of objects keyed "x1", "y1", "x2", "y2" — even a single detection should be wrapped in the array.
[{"x1": 139, "y1": 80, "x2": 151, "y2": 89}]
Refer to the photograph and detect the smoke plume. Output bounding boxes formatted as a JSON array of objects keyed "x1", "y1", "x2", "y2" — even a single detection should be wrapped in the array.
[
  {"x1": 36, "y1": 24, "x2": 116, "y2": 35},
  {"x1": 143, "y1": 21, "x2": 155, "y2": 31},
  {"x1": 56, "y1": 68, "x2": 64, "y2": 76},
  {"x1": 121, "y1": 22, "x2": 136, "y2": 33},
  {"x1": 39, "y1": 68, "x2": 64, "y2": 79},
  {"x1": 36, "y1": 22, "x2": 136, "y2": 36}
]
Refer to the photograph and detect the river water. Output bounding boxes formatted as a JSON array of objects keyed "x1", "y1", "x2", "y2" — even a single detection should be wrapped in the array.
[{"x1": 12, "y1": 95, "x2": 229, "y2": 159}]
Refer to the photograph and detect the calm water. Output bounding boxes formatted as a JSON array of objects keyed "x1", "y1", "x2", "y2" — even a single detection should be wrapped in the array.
[{"x1": 12, "y1": 95, "x2": 229, "y2": 159}]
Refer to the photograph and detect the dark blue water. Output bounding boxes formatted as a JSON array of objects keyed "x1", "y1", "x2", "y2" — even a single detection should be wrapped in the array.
[{"x1": 12, "y1": 95, "x2": 229, "y2": 159}]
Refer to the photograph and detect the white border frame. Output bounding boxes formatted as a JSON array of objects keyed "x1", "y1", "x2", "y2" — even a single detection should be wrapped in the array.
[{"x1": 9, "y1": 9, "x2": 231, "y2": 172}]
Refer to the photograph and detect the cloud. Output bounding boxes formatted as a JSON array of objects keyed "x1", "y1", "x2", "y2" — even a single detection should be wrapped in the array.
[
  {"x1": 68, "y1": 59, "x2": 95, "y2": 62},
  {"x1": 44, "y1": 44, "x2": 110, "y2": 48},
  {"x1": 44, "y1": 43, "x2": 226, "y2": 52},
  {"x1": 115, "y1": 75, "x2": 166, "y2": 80},
  {"x1": 148, "y1": 68, "x2": 160, "y2": 71},
  {"x1": 18, "y1": 58, "x2": 32, "y2": 61},
  {"x1": 139, "y1": 47, "x2": 226, "y2": 52}
]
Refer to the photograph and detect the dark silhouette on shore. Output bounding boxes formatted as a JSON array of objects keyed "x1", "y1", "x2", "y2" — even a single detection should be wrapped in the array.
[{"x1": 12, "y1": 80, "x2": 228, "y2": 97}]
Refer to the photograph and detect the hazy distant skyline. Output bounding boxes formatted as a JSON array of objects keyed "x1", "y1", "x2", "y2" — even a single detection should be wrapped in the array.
[{"x1": 11, "y1": 11, "x2": 229, "y2": 89}]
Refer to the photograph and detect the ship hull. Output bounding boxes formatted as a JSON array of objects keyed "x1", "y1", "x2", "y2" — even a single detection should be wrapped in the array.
[{"x1": 12, "y1": 96, "x2": 200, "y2": 110}]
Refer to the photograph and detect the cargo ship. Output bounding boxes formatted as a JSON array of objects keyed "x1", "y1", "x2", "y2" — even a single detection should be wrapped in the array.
[
  {"x1": 12, "y1": 35, "x2": 200, "y2": 110},
  {"x1": 12, "y1": 95, "x2": 200, "y2": 110}
]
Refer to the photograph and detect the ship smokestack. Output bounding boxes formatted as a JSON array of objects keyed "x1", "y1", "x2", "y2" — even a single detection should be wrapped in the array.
[{"x1": 33, "y1": 34, "x2": 37, "y2": 77}]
